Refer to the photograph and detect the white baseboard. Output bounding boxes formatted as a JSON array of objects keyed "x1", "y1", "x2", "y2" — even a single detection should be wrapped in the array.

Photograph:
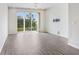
[{"x1": 68, "y1": 43, "x2": 79, "y2": 49}]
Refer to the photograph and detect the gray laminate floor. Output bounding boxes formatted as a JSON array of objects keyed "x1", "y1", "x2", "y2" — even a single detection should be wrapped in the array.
[{"x1": 1, "y1": 31, "x2": 79, "y2": 55}]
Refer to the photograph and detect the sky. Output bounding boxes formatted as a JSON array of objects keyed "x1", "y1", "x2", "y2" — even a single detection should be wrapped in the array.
[{"x1": 16, "y1": 12, "x2": 39, "y2": 19}]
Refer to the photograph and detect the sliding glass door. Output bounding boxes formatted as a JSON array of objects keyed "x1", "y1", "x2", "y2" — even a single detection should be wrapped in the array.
[
  {"x1": 31, "y1": 12, "x2": 39, "y2": 31},
  {"x1": 17, "y1": 11, "x2": 39, "y2": 32},
  {"x1": 25, "y1": 12, "x2": 31, "y2": 31},
  {"x1": 17, "y1": 12, "x2": 24, "y2": 32}
]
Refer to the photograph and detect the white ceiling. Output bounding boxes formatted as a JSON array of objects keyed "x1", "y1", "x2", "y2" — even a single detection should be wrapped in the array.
[{"x1": 8, "y1": 3, "x2": 54, "y2": 9}]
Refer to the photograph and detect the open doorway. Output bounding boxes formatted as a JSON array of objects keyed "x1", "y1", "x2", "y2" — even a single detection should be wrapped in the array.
[{"x1": 16, "y1": 11, "x2": 40, "y2": 32}]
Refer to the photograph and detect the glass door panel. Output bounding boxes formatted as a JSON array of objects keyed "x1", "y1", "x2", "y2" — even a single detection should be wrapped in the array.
[
  {"x1": 25, "y1": 12, "x2": 31, "y2": 31},
  {"x1": 31, "y1": 12, "x2": 39, "y2": 31},
  {"x1": 17, "y1": 12, "x2": 25, "y2": 32}
]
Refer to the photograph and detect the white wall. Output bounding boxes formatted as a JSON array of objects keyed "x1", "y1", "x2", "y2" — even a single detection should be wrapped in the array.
[
  {"x1": 45, "y1": 3, "x2": 68, "y2": 38},
  {"x1": 8, "y1": 8, "x2": 17, "y2": 34},
  {"x1": 0, "y1": 4, "x2": 8, "y2": 52},
  {"x1": 8, "y1": 8, "x2": 45, "y2": 34},
  {"x1": 68, "y1": 4, "x2": 79, "y2": 49}
]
